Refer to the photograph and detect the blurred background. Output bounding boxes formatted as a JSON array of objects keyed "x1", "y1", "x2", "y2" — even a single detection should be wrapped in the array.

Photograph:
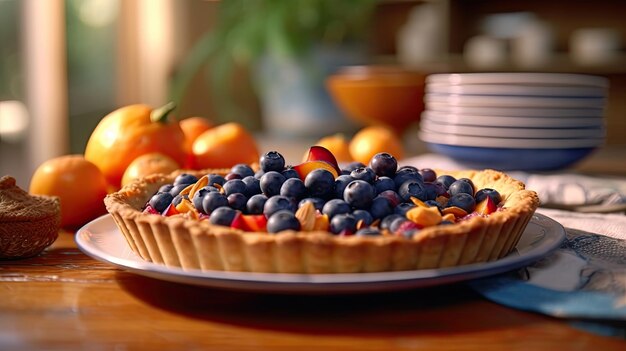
[{"x1": 1, "y1": 0, "x2": 626, "y2": 189}]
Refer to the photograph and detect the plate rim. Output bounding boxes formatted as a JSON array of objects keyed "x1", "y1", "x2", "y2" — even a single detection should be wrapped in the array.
[
  {"x1": 75, "y1": 213, "x2": 565, "y2": 294},
  {"x1": 426, "y1": 73, "x2": 609, "y2": 88}
]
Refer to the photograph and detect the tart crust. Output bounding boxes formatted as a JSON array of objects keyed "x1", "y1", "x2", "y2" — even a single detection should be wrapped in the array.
[{"x1": 104, "y1": 169, "x2": 539, "y2": 273}]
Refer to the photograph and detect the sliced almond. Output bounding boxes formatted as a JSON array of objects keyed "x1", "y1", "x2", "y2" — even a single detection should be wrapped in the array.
[
  {"x1": 175, "y1": 198, "x2": 196, "y2": 214},
  {"x1": 188, "y1": 175, "x2": 208, "y2": 199},
  {"x1": 313, "y1": 213, "x2": 330, "y2": 231},
  {"x1": 295, "y1": 201, "x2": 316, "y2": 231}
]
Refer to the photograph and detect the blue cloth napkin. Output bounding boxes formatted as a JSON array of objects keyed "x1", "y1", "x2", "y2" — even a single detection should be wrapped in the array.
[{"x1": 469, "y1": 208, "x2": 626, "y2": 338}]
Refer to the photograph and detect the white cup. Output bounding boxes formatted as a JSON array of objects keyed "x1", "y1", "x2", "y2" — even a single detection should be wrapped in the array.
[
  {"x1": 570, "y1": 28, "x2": 621, "y2": 66},
  {"x1": 464, "y1": 35, "x2": 508, "y2": 69}
]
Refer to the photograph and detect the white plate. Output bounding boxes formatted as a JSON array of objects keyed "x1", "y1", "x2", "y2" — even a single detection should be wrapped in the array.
[
  {"x1": 75, "y1": 214, "x2": 565, "y2": 294},
  {"x1": 418, "y1": 130, "x2": 604, "y2": 149},
  {"x1": 421, "y1": 111, "x2": 605, "y2": 128},
  {"x1": 425, "y1": 94, "x2": 606, "y2": 108},
  {"x1": 425, "y1": 83, "x2": 607, "y2": 97},
  {"x1": 426, "y1": 73, "x2": 609, "y2": 88},
  {"x1": 420, "y1": 119, "x2": 606, "y2": 139},
  {"x1": 426, "y1": 103, "x2": 605, "y2": 117}
]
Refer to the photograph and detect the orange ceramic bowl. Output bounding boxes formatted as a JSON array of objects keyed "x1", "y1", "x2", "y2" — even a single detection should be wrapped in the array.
[{"x1": 326, "y1": 66, "x2": 426, "y2": 132}]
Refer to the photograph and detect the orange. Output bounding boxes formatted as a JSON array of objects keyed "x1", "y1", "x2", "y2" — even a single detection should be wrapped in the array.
[
  {"x1": 313, "y1": 133, "x2": 353, "y2": 163},
  {"x1": 121, "y1": 152, "x2": 181, "y2": 187},
  {"x1": 29, "y1": 155, "x2": 109, "y2": 229},
  {"x1": 191, "y1": 122, "x2": 259, "y2": 169},
  {"x1": 349, "y1": 126, "x2": 405, "y2": 165},
  {"x1": 84, "y1": 103, "x2": 189, "y2": 188},
  {"x1": 180, "y1": 116, "x2": 214, "y2": 145}
]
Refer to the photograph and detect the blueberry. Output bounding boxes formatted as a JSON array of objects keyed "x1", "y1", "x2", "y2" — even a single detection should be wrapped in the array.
[
  {"x1": 254, "y1": 170, "x2": 265, "y2": 179},
  {"x1": 447, "y1": 193, "x2": 476, "y2": 213},
  {"x1": 356, "y1": 227, "x2": 381, "y2": 236},
  {"x1": 174, "y1": 173, "x2": 198, "y2": 186},
  {"x1": 222, "y1": 179, "x2": 247, "y2": 196},
  {"x1": 172, "y1": 194, "x2": 186, "y2": 206},
  {"x1": 169, "y1": 184, "x2": 188, "y2": 197},
  {"x1": 260, "y1": 151, "x2": 285, "y2": 172},
  {"x1": 342, "y1": 161, "x2": 366, "y2": 173},
  {"x1": 329, "y1": 213, "x2": 357, "y2": 234},
  {"x1": 369, "y1": 196, "x2": 394, "y2": 220},
  {"x1": 266, "y1": 210, "x2": 301, "y2": 233},
  {"x1": 209, "y1": 207, "x2": 238, "y2": 226},
  {"x1": 377, "y1": 190, "x2": 402, "y2": 207},
  {"x1": 352, "y1": 209, "x2": 373, "y2": 227},
  {"x1": 374, "y1": 176, "x2": 395, "y2": 194},
  {"x1": 304, "y1": 169, "x2": 335, "y2": 199},
  {"x1": 280, "y1": 178, "x2": 308, "y2": 200},
  {"x1": 418, "y1": 168, "x2": 437, "y2": 183},
  {"x1": 246, "y1": 194, "x2": 268, "y2": 214},
  {"x1": 397, "y1": 165, "x2": 418, "y2": 173},
  {"x1": 158, "y1": 184, "x2": 174, "y2": 193},
  {"x1": 242, "y1": 176, "x2": 261, "y2": 197},
  {"x1": 369, "y1": 152, "x2": 398, "y2": 177},
  {"x1": 350, "y1": 167, "x2": 376, "y2": 184},
  {"x1": 343, "y1": 180, "x2": 375, "y2": 210},
  {"x1": 298, "y1": 197, "x2": 326, "y2": 212},
  {"x1": 230, "y1": 164, "x2": 255, "y2": 178},
  {"x1": 322, "y1": 199, "x2": 351, "y2": 219},
  {"x1": 448, "y1": 179, "x2": 475, "y2": 197},
  {"x1": 192, "y1": 185, "x2": 219, "y2": 211},
  {"x1": 149, "y1": 192, "x2": 174, "y2": 213},
  {"x1": 393, "y1": 168, "x2": 423, "y2": 189},
  {"x1": 394, "y1": 202, "x2": 415, "y2": 216},
  {"x1": 380, "y1": 214, "x2": 403, "y2": 231},
  {"x1": 206, "y1": 173, "x2": 226, "y2": 187},
  {"x1": 334, "y1": 174, "x2": 354, "y2": 199},
  {"x1": 260, "y1": 171, "x2": 286, "y2": 197},
  {"x1": 422, "y1": 182, "x2": 440, "y2": 201},
  {"x1": 225, "y1": 173, "x2": 242, "y2": 180},
  {"x1": 424, "y1": 200, "x2": 441, "y2": 209},
  {"x1": 435, "y1": 175, "x2": 456, "y2": 190},
  {"x1": 202, "y1": 192, "x2": 229, "y2": 214},
  {"x1": 398, "y1": 179, "x2": 428, "y2": 202},
  {"x1": 281, "y1": 167, "x2": 299, "y2": 180},
  {"x1": 227, "y1": 193, "x2": 248, "y2": 211},
  {"x1": 263, "y1": 195, "x2": 296, "y2": 217},
  {"x1": 475, "y1": 188, "x2": 502, "y2": 205}
]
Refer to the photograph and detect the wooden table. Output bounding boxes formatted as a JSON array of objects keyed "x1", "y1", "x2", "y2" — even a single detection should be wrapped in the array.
[
  {"x1": 1, "y1": 232, "x2": 624, "y2": 350},
  {"x1": 3, "y1": 144, "x2": 626, "y2": 350}
]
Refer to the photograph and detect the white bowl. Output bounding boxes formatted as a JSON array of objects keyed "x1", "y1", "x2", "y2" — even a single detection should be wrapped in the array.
[
  {"x1": 420, "y1": 119, "x2": 606, "y2": 139},
  {"x1": 421, "y1": 111, "x2": 605, "y2": 128},
  {"x1": 425, "y1": 83, "x2": 607, "y2": 97},
  {"x1": 425, "y1": 93, "x2": 606, "y2": 108},
  {"x1": 426, "y1": 73, "x2": 609, "y2": 88},
  {"x1": 425, "y1": 102, "x2": 605, "y2": 117},
  {"x1": 418, "y1": 130, "x2": 604, "y2": 149}
]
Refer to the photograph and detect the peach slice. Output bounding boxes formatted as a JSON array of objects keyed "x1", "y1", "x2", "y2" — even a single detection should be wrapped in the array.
[
  {"x1": 163, "y1": 203, "x2": 180, "y2": 217},
  {"x1": 442, "y1": 206, "x2": 468, "y2": 218},
  {"x1": 406, "y1": 206, "x2": 441, "y2": 227},
  {"x1": 293, "y1": 160, "x2": 339, "y2": 181},
  {"x1": 231, "y1": 213, "x2": 268, "y2": 232},
  {"x1": 475, "y1": 196, "x2": 497, "y2": 215},
  {"x1": 303, "y1": 146, "x2": 340, "y2": 174}
]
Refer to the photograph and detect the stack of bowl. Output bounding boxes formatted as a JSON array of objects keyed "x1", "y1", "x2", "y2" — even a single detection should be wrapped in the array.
[{"x1": 419, "y1": 73, "x2": 608, "y2": 171}]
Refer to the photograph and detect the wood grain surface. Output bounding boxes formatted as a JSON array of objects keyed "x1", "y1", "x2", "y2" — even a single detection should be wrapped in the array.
[{"x1": 0, "y1": 232, "x2": 624, "y2": 350}]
